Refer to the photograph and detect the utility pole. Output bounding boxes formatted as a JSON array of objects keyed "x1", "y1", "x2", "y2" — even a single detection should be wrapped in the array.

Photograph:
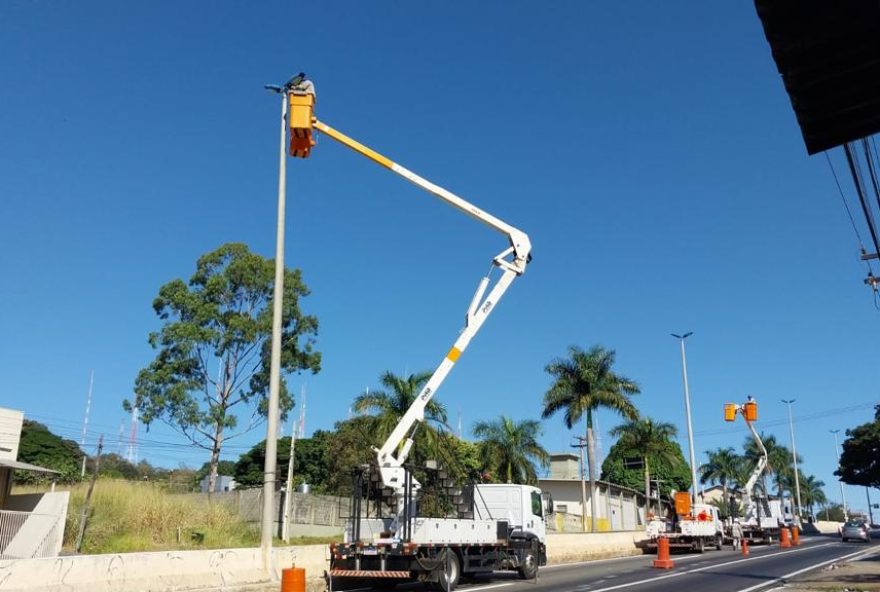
[
  {"x1": 650, "y1": 478, "x2": 666, "y2": 516},
  {"x1": 781, "y1": 399, "x2": 802, "y2": 522},
  {"x1": 75, "y1": 434, "x2": 103, "y2": 553},
  {"x1": 831, "y1": 429, "x2": 848, "y2": 521},
  {"x1": 671, "y1": 332, "x2": 698, "y2": 508},
  {"x1": 261, "y1": 77, "x2": 291, "y2": 565},
  {"x1": 867, "y1": 488, "x2": 875, "y2": 525},
  {"x1": 79, "y1": 371, "x2": 93, "y2": 479},
  {"x1": 571, "y1": 436, "x2": 588, "y2": 532},
  {"x1": 281, "y1": 414, "x2": 296, "y2": 543}
]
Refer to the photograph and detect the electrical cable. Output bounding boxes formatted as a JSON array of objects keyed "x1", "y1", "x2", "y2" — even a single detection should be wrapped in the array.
[
  {"x1": 843, "y1": 143, "x2": 880, "y2": 258},
  {"x1": 862, "y1": 138, "x2": 880, "y2": 219}
]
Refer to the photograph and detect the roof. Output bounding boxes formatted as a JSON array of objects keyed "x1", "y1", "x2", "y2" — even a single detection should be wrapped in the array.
[
  {"x1": 754, "y1": 0, "x2": 880, "y2": 154},
  {"x1": 0, "y1": 458, "x2": 60, "y2": 474}
]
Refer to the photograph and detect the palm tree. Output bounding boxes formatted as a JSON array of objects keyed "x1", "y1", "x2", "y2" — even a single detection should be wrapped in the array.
[
  {"x1": 700, "y1": 447, "x2": 742, "y2": 517},
  {"x1": 798, "y1": 474, "x2": 827, "y2": 520},
  {"x1": 353, "y1": 370, "x2": 448, "y2": 454},
  {"x1": 472, "y1": 416, "x2": 550, "y2": 484},
  {"x1": 743, "y1": 433, "x2": 795, "y2": 500},
  {"x1": 610, "y1": 418, "x2": 677, "y2": 509},
  {"x1": 542, "y1": 345, "x2": 640, "y2": 532}
]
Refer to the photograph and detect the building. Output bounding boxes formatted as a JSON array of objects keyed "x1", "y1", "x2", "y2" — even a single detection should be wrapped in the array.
[
  {"x1": 538, "y1": 452, "x2": 651, "y2": 532},
  {"x1": 0, "y1": 407, "x2": 69, "y2": 559},
  {"x1": 200, "y1": 474, "x2": 237, "y2": 493}
]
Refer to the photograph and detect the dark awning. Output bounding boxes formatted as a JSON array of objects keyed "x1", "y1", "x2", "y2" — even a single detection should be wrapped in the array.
[
  {"x1": 0, "y1": 459, "x2": 60, "y2": 474},
  {"x1": 754, "y1": 0, "x2": 880, "y2": 154}
]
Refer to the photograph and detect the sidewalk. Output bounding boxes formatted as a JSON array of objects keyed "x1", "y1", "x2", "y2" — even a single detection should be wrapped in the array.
[{"x1": 781, "y1": 546, "x2": 880, "y2": 591}]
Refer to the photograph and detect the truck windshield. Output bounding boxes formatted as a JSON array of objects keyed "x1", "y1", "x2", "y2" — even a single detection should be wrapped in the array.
[{"x1": 531, "y1": 492, "x2": 543, "y2": 517}]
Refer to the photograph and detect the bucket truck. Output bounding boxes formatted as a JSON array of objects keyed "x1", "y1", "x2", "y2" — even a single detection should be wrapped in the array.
[
  {"x1": 723, "y1": 398, "x2": 783, "y2": 544},
  {"x1": 280, "y1": 75, "x2": 550, "y2": 590},
  {"x1": 645, "y1": 491, "x2": 725, "y2": 553}
]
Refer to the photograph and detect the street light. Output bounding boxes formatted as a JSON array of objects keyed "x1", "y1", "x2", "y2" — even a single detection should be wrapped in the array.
[
  {"x1": 671, "y1": 332, "x2": 698, "y2": 508},
  {"x1": 781, "y1": 399, "x2": 802, "y2": 522},
  {"x1": 831, "y1": 429, "x2": 848, "y2": 521},
  {"x1": 258, "y1": 78, "x2": 292, "y2": 566}
]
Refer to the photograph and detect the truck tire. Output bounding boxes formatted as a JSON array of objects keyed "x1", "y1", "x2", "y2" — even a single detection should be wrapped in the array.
[
  {"x1": 715, "y1": 535, "x2": 723, "y2": 551},
  {"x1": 518, "y1": 542, "x2": 539, "y2": 580},
  {"x1": 432, "y1": 550, "x2": 460, "y2": 591},
  {"x1": 694, "y1": 538, "x2": 705, "y2": 554}
]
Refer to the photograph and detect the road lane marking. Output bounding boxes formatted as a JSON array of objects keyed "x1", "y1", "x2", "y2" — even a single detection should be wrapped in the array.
[
  {"x1": 462, "y1": 584, "x2": 514, "y2": 592},
  {"x1": 577, "y1": 542, "x2": 836, "y2": 592},
  {"x1": 733, "y1": 546, "x2": 880, "y2": 592}
]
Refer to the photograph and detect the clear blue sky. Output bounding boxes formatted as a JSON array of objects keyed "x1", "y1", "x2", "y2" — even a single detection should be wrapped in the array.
[{"x1": 1, "y1": 2, "x2": 876, "y2": 513}]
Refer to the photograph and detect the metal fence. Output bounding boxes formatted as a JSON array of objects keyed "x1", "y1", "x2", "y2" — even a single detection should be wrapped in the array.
[{"x1": 0, "y1": 509, "x2": 64, "y2": 559}]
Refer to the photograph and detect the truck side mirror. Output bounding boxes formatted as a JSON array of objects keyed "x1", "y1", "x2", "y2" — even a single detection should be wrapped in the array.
[{"x1": 542, "y1": 492, "x2": 554, "y2": 514}]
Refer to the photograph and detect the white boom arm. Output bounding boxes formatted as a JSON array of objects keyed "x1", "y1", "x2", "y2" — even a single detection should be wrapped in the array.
[
  {"x1": 741, "y1": 417, "x2": 768, "y2": 515},
  {"x1": 313, "y1": 121, "x2": 532, "y2": 502}
]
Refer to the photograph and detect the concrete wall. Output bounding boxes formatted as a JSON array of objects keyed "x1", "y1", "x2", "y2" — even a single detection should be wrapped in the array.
[
  {"x1": 546, "y1": 531, "x2": 648, "y2": 563},
  {"x1": 0, "y1": 530, "x2": 648, "y2": 592},
  {"x1": 0, "y1": 545, "x2": 330, "y2": 592}
]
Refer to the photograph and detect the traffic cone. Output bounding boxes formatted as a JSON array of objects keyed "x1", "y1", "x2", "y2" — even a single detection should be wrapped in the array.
[
  {"x1": 780, "y1": 527, "x2": 791, "y2": 548},
  {"x1": 741, "y1": 539, "x2": 749, "y2": 556},
  {"x1": 791, "y1": 526, "x2": 800, "y2": 546},
  {"x1": 281, "y1": 567, "x2": 305, "y2": 592},
  {"x1": 653, "y1": 536, "x2": 675, "y2": 569}
]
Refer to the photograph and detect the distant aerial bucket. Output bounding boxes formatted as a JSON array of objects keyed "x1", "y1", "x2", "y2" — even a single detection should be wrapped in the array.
[
  {"x1": 724, "y1": 403, "x2": 737, "y2": 422},
  {"x1": 743, "y1": 401, "x2": 758, "y2": 422}
]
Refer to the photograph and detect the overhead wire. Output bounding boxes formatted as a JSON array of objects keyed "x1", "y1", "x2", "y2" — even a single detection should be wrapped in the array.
[{"x1": 843, "y1": 142, "x2": 880, "y2": 257}]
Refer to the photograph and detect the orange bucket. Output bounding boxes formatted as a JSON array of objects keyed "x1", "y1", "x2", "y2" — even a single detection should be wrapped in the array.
[{"x1": 281, "y1": 567, "x2": 305, "y2": 592}]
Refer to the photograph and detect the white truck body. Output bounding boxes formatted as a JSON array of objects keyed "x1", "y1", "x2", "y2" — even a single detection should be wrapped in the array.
[{"x1": 646, "y1": 504, "x2": 724, "y2": 553}]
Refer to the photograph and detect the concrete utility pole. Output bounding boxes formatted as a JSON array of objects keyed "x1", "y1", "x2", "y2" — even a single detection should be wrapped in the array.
[
  {"x1": 831, "y1": 429, "x2": 848, "y2": 521},
  {"x1": 571, "y1": 436, "x2": 588, "y2": 532},
  {"x1": 671, "y1": 332, "x2": 698, "y2": 508},
  {"x1": 781, "y1": 399, "x2": 802, "y2": 521},
  {"x1": 79, "y1": 371, "x2": 93, "y2": 479},
  {"x1": 260, "y1": 83, "x2": 289, "y2": 565}
]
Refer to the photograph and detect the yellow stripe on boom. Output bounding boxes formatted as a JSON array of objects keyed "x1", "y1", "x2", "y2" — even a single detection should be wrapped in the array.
[
  {"x1": 446, "y1": 347, "x2": 462, "y2": 363},
  {"x1": 313, "y1": 120, "x2": 393, "y2": 169}
]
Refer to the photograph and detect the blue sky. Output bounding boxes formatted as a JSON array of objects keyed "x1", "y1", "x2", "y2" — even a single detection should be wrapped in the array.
[{"x1": 1, "y1": 2, "x2": 876, "y2": 513}]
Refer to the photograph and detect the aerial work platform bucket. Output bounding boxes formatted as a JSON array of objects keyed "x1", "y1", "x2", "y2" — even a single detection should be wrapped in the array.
[{"x1": 288, "y1": 93, "x2": 315, "y2": 158}]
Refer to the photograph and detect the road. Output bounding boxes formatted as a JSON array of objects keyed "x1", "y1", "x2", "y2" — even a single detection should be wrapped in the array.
[
  {"x1": 332, "y1": 536, "x2": 879, "y2": 592},
  {"x1": 468, "y1": 537, "x2": 877, "y2": 592}
]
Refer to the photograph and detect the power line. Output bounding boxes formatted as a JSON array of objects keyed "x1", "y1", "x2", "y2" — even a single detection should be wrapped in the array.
[
  {"x1": 826, "y1": 151, "x2": 872, "y2": 269},
  {"x1": 843, "y1": 142, "x2": 880, "y2": 257}
]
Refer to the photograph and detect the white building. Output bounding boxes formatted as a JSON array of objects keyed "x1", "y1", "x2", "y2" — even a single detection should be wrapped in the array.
[
  {"x1": 0, "y1": 407, "x2": 69, "y2": 559},
  {"x1": 200, "y1": 474, "x2": 237, "y2": 493}
]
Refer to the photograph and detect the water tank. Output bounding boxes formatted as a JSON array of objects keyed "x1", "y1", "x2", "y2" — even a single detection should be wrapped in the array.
[{"x1": 296, "y1": 483, "x2": 311, "y2": 494}]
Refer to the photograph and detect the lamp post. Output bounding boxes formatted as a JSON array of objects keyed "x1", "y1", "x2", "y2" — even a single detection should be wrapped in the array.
[
  {"x1": 781, "y1": 399, "x2": 802, "y2": 522},
  {"x1": 671, "y1": 332, "x2": 698, "y2": 508},
  {"x1": 830, "y1": 429, "x2": 848, "y2": 521},
  {"x1": 259, "y1": 80, "x2": 290, "y2": 566}
]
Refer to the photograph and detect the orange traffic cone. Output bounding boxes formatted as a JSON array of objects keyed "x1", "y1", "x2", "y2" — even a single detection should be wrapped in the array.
[
  {"x1": 741, "y1": 539, "x2": 749, "y2": 556},
  {"x1": 653, "y1": 536, "x2": 675, "y2": 569},
  {"x1": 780, "y1": 527, "x2": 791, "y2": 548},
  {"x1": 791, "y1": 526, "x2": 800, "y2": 546},
  {"x1": 281, "y1": 567, "x2": 305, "y2": 592}
]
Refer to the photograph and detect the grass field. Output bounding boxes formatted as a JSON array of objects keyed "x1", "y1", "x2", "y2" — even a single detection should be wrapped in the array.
[{"x1": 14, "y1": 479, "x2": 336, "y2": 554}]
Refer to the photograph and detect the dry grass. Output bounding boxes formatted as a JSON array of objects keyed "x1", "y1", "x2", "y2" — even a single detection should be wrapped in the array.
[{"x1": 14, "y1": 479, "x2": 259, "y2": 554}]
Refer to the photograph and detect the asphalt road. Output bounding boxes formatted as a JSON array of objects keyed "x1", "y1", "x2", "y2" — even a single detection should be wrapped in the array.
[{"x1": 334, "y1": 536, "x2": 879, "y2": 592}]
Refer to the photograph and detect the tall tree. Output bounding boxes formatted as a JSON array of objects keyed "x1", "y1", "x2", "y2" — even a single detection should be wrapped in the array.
[
  {"x1": 610, "y1": 418, "x2": 677, "y2": 506},
  {"x1": 352, "y1": 370, "x2": 448, "y2": 452},
  {"x1": 16, "y1": 420, "x2": 84, "y2": 484},
  {"x1": 699, "y1": 447, "x2": 743, "y2": 516},
  {"x1": 472, "y1": 416, "x2": 549, "y2": 484},
  {"x1": 836, "y1": 405, "x2": 880, "y2": 488},
  {"x1": 542, "y1": 345, "x2": 640, "y2": 532},
  {"x1": 128, "y1": 243, "x2": 321, "y2": 492},
  {"x1": 601, "y1": 436, "x2": 691, "y2": 497}
]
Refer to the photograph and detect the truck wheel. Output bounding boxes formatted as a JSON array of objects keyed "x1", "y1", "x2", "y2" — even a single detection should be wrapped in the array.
[
  {"x1": 715, "y1": 535, "x2": 723, "y2": 551},
  {"x1": 433, "y1": 550, "x2": 460, "y2": 591},
  {"x1": 518, "y1": 544, "x2": 539, "y2": 580},
  {"x1": 694, "y1": 538, "x2": 705, "y2": 554}
]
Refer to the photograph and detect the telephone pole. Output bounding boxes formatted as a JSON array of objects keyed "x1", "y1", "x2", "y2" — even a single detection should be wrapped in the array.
[
  {"x1": 571, "y1": 436, "x2": 588, "y2": 532},
  {"x1": 831, "y1": 429, "x2": 848, "y2": 521}
]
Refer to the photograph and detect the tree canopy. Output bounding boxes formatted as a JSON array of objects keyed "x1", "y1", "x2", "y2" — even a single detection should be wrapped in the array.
[
  {"x1": 472, "y1": 416, "x2": 549, "y2": 484},
  {"x1": 128, "y1": 243, "x2": 321, "y2": 491},
  {"x1": 836, "y1": 405, "x2": 880, "y2": 488},
  {"x1": 15, "y1": 420, "x2": 83, "y2": 484},
  {"x1": 234, "y1": 432, "x2": 330, "y2": 491},
  {"x1": 601, "y1": 435, "x2": 691, "y2": 496}
]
